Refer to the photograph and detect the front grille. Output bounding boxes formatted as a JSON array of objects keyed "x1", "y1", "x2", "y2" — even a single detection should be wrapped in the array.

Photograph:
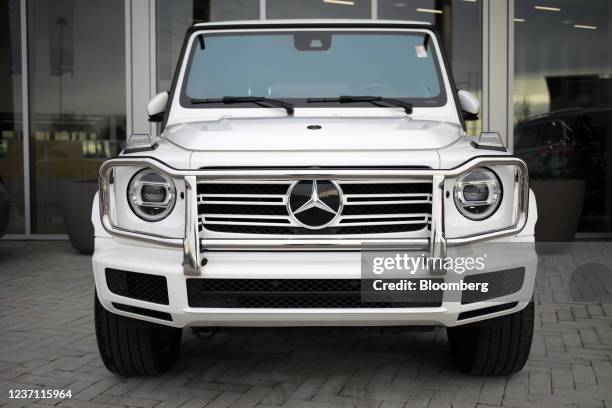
[
  {"x1": 186, "y1": 279, "x2": 442, "y2": 308},
  {"x1": 197, "y1": 180, "x2": 432, "y2": 236},
  {"x1": 105, "y1": 269, "x2": 169, "y2": 305}
]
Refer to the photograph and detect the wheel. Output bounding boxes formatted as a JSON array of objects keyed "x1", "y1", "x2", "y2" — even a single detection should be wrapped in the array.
[
  {"x1": 447, "y1": 301, "x2": 534, "y2": 376},
  {"x1": 94, "y1": 293, "x2": 182, "y2": 376}
]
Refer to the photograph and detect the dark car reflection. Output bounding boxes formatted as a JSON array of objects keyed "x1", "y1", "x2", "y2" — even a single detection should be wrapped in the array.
[{"x1": 514, "y1": 108, "x2": 610, "y2": 230}]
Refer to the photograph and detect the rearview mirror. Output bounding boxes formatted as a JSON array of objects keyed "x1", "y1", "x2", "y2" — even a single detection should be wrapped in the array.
[
  {"x1": 457, "y1": 90, "x2": 480, "y2": 121},
  {"x1": 147, "y1": 91, "x2": 169, "y2": 123}
]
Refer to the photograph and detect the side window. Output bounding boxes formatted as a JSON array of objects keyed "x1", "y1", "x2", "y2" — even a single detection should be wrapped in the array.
[
  {"x1": 542, "y1": 120, "x2": 566, "y2": 145},
  {"x1": 515, "y1": 122, "x2": 545, "y2": 150}
]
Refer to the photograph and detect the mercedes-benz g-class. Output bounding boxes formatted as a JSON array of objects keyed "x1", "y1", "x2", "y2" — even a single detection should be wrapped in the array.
[{"x1": 93, "y1": 20, "x2": 538, "y2": 377}]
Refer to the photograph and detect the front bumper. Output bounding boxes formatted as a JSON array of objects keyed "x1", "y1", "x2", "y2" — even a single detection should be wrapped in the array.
[
  {"x1": 94, "y1": 156, "x2": 536, "y2": 328},
  {"x1": 93, "y1": 235, "x2": 537, "y2": 328}
]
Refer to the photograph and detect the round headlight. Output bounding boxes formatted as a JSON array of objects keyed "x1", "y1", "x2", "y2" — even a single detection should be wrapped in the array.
[
  {"x1": 128, "y1": 169, "x2": 176, "y2": 221},
  {"x1": 454, "y1": 168, "x2": 502, "y2": 220}
]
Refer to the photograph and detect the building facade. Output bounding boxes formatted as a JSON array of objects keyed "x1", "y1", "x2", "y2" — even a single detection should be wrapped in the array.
[{"x1": 0, "y1": 0, "x2": 610, "y2": 239}]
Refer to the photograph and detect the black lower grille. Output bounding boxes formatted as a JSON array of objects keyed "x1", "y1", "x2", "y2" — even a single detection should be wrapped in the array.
[
  {"x1": 186, "y1": 279, "x2": 442, "y2": 308},
  {"x1": 105, "y1": 269, "x2": 169, "y2": 305},
  {"x1": 204, "y1": 223, "x2": 425, "y2": 235},
  {"x1": 461, "y1": 267, "x2": 525, "y2": 304}
]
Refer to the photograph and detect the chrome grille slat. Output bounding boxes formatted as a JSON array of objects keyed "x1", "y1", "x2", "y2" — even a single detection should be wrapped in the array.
[
  {"x1": 197, "y1": 180, "x2": 432, "y2": 236},
  {"x1": 344, "y1": 193, "x2": 432, "y2": 198},
  {"x1": 198, "y1": 200, "x2": 286, "y2": 206},
  {"x1": 198, "y1": 194, "x2": 286, "y2": 201},
  {"x1": 200, "y1": 214, "x2": 292, "y2": 220},
  {"x1": 204, "y1": 220, "x2": 294, "y2": 227},
  {"x1": 344, "y1": 199, "x2": 432, "y2": 205},
  {"x1": 340, "y1": 212, "x2": 430, "y2": 220},
  {"x1": 336, "y1": 219, "x2": 429, "y2": 226}
]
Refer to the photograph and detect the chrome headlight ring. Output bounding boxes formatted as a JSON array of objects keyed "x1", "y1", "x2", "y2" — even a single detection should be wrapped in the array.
[
  {"x1": 127, "y1": 169, "x2": 176, "y2": 222},
  {"x1": 453, "y1": 167, "x2": 503, "y2": 221}
]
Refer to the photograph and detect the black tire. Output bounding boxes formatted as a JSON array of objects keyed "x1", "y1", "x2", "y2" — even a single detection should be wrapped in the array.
[
  {"x1": 94, "y1": 293, "x2": 182, "y2": 376},
  {"x1": 447, "y1": 301, "x2": 534, "y2": 376}
]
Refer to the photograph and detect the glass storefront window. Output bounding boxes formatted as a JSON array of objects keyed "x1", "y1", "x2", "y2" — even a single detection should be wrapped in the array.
[
  {"x1": 27, "y1": 0, "x2": 126, "y2": 234},
  {"x1": 0, "y1": 0, "x2": 24, "y2": 234},
  {"x1": 514, "y1": 0, "x2": 612, "y2": 233},
  {"x1": 378, "y1": 0, "x2": 483, "y2": 135},
  {"x1": 157, "y1": 0, "x2": 260, "y2": 92},
  {"x1": 8, "y1": 0, "x2": 609, "y2": 238},
  {"x1": 267, "y1": 0, "x2": 371, "y2": 19}
]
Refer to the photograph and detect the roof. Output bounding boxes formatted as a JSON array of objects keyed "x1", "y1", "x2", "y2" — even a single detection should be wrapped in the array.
[{"x1": 193, "y1": 19, "x2": 432, "y2": 28}]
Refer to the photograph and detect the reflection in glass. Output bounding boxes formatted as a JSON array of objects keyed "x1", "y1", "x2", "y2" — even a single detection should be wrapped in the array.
[
  {"x1": 0, "y1": 0, "x2": 24, "y2": 234},
  {"x1": 27, "y1": 0, "x2": 126, "y2": 234},
  {"x1": 156, "y1": 0, "x2": 259, "y2": 92},
  {"x1": 267, "y1": 0, "x2": 371, "y2": 19},
  {"x1": 514, "y1": 0, "x2": 612, "y2": 233},
  {"x1": 378, "y1": 0, "x2": 483, "y2": 135}
]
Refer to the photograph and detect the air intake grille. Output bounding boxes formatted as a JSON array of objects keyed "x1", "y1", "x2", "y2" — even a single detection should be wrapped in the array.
[
  {"x1": 186, "y1": 279, "x2": 443, "y2": 308},
  {"x1": 105, "y1": 269, "x2": 169, "y2": 305},
  {"x1": 197, "y1": 180, "x2": 432, "y2": 236}
]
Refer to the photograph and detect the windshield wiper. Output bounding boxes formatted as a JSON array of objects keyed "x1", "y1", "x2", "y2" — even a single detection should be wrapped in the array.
[
  {"x1": 307, "y1": 96, "x2": 413, "y2": 115},
  {"x1": 190, "y1": 96, "x2": 294, "y2": 115}
]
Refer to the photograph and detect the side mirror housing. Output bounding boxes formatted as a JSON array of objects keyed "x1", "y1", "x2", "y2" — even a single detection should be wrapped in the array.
[
  {"x1": 458, "y1": 89, "x2": 480, "y2": 121},
  {"x1": 147, "y1": 91, "x2": 169, "y2": 123}
]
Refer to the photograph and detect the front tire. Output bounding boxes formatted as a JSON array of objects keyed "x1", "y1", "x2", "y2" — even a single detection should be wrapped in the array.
[
  {"x1": 447, "y1": 301, "x2": 534, "y2": 376},
  {"x1": 94, "y1": 293, "x2": 182, "y2": 376}
]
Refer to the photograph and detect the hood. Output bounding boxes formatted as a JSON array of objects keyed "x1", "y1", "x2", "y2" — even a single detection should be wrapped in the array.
[
  {"x1": 163, "y1": 116, "x2": 468, "y2": 169},
  {"x1": 165, "y1": 116, "x2": 463, "y2": 152}
]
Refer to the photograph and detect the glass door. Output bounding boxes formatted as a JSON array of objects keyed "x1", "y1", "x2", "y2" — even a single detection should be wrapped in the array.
[
  {"x1": 0, "y1": 0, "x2": 24, "y2": 235},
  {"x1": 513, "y1": 0, "x2": 612, "y2": 233},
  {"x1": 27, "y1": 0, "x2": 126, "y2": 234}
]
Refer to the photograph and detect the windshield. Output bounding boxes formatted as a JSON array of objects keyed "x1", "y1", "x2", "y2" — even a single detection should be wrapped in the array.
[{"x1": 180, "y1": 30, "x2": 447, "y2": 109}]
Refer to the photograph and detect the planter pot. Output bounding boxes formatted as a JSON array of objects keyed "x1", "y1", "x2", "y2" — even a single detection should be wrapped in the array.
[
  {"x1": 0, "y1": 188, "x2": 10, "y2": 238},
  {"x1": 531, "y1": 179, "x2": 585, "y2": 243},
  {"x1": 59, "y1": 180, "x2": 98, "y2": 254}
]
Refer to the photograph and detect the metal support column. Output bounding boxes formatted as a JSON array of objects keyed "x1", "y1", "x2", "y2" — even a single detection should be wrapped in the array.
[
  {"x1": 484, "y1": 0, "x2": 513, "y2": 150},
  {"x1": 126, "y1": 0, "x2": 156, "y2": 137}
]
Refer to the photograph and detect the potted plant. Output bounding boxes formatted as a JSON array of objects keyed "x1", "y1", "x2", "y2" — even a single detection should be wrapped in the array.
[
  {"x1": 530, "y1": 178, "x2": 585, "y2": 242},
  {"x1": 59, "y1": 179, "x2": 98, "y2": 254}
]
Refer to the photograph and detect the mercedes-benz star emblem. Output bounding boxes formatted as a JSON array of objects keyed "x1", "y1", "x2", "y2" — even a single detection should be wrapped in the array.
[{"x1": 287, "y1": 180, "x2": 343, "y2": 229}]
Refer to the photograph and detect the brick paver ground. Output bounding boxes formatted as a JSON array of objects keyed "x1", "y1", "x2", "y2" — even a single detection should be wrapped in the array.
[{"x1": 0, "y1": 241, "x2": 611, "y2": 408}]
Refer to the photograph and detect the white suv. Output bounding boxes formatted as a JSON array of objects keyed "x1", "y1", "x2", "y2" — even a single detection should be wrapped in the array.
[{"x1": 93, "y1": 20, "x2": 538, "y2": 377}]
